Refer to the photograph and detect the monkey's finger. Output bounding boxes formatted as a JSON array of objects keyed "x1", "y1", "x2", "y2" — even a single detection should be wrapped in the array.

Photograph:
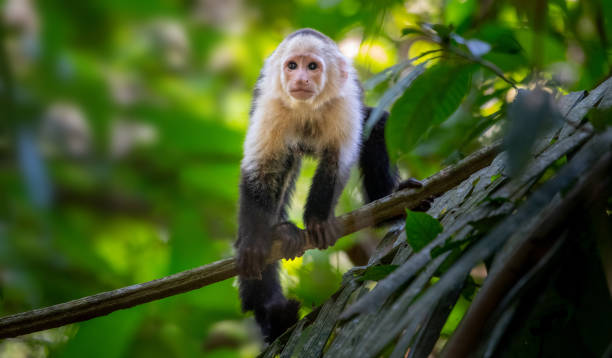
[
  {"x1": 296, "y1": 236, "x2": 307, "y2": 257},
  {"x1": 239, "y1": 253, "x2": 249, "y2": 274},
  {"x1": 307, "y1": 228, "x2": 316, "y2": 248},
  {"x1": 306, "y1": 226, "x2": 315, "y2": 247},
  {"x1": 317, "y1": 225, "x2": 328, "y2": 249},
  {"x1": 321, "y1": 225, "x2": 332, "y2": 248},
  {"x1": 328, "y1": 222, "x2": 340, "y2": 245},
  {"x1": 239, "y1": 256, "x2": 254, "y2": 278},
  {"x1": 255, "y1": 248, "x2": 266, "y2": 270},
  {"x1": 280, "y1": 241, "x2": 289, "y2": 258},
  {"x1": 281, "y1": 240, "x2": 294, "y2": 259},
  {"x1": 290, "y1": 237, "x2": 303, "y2": 258},
  {"x1": 314, "y1": 228, "x2": 323, "y2": 248}
]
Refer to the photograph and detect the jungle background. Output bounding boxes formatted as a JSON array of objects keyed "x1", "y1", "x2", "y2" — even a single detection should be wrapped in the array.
[{"x1": 1, "y1": 0, "x2": 611, "y2": 357}]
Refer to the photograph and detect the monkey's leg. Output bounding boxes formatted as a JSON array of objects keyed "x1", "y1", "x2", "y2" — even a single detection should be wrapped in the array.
[
  {"x1": 238, "y1": 263, "x2": 300, "y2": 342},
  {"x1": 236, "y1": 154, "x2": 298, "y2": 278},
  {"x1": 236, "y1": 154, "x2": 302, "y2": 342}
]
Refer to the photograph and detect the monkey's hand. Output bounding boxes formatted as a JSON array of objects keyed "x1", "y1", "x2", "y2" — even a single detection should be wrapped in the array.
[
  {"x1": 272, "y1": 221, "x2": 305, "y2": 260},
  {"x1": 236, "y1": 236, "x2": 271, "y2": 279},
  {"x1": 305, "y1": 218, "x2": 340, "y2": 250},
  {"x1": 396, "y1": 178, "x2": 435, "y2": 212}
]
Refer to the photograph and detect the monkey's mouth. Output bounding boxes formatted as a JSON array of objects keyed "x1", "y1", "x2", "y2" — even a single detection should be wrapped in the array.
[{"x1": 290, "y1": 89, "x2": 315, "y2": 100}]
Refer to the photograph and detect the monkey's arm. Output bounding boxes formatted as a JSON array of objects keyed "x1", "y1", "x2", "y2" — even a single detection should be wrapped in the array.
[{"x1": 303, "y1": 149, "x2": 345, "y2": 249}]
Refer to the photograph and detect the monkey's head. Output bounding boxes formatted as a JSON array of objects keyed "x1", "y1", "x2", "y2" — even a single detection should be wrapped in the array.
[
  {"x1": 283, "y1": 53, "x2": 324, "y2": 100},
  {"x1": 267, "y1": 29, "x2": 351, "y2": 105}
]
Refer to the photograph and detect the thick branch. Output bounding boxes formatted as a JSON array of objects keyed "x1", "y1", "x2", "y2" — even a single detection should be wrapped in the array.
[{"x1": 0, "y1": 143, "x2": 499, "y2": 339}]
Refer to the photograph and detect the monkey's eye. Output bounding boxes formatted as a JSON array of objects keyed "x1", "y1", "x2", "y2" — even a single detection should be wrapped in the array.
[
  {"x1": 308, "y1": 62, "x2": 318, "y2": 70},
  {"x1": 287, "y1": 62, "x2": 297, "y2": 70}
]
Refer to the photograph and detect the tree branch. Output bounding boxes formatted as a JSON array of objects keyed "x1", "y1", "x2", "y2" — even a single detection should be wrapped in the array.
[{"x1": 0, "y1": 143, "x2": 500, "y2": 339}]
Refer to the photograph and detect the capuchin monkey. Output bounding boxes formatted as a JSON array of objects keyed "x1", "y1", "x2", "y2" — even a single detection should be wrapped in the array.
[{"x1": 235, "y1": 28, "x2": 425, "y2": 343}]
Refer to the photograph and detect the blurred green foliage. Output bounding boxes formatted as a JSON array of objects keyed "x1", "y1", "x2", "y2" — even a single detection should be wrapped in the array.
[{"x1": 0, "y1": 0, "x2": 610, "y2": 357}]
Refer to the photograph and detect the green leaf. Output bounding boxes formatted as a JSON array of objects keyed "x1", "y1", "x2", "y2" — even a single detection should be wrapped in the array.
[
  {"x1": 404, "y1": 210, "x2": 443, "y2": 252},
  {"x1": 364, "y1": 63, "x2": 426, "y2": 138},
  {"x1": 357, "y1": 265, "x2": 400, "y2": 282},
  {"x1": 385, "y1": 63, "x2": 474, "y2": 160}
]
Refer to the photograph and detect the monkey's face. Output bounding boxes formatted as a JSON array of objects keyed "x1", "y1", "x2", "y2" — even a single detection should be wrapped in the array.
[{"x1": 282, "y1": 54, "x2": 325, "y2": 100}]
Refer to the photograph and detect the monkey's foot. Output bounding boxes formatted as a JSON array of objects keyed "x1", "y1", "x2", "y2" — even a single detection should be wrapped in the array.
[
  {"x1": 397, "y1": 177, "x2": 424, "y2": 190},
  {"x1": 273, "y1": 222, "x2": 305, "y2": 260},
  {"x1": 305, "y1": 218, "x2": 339, "y2": 250},
  {"x1": 396, "y1": 178, "x2": 434, "y2": 212},
  {"x1": 263, "y1": 299, "x2": 300, "y2": 343},
  {"x1": 236, "y1": 240, "x2": 271, "y2": 279}
]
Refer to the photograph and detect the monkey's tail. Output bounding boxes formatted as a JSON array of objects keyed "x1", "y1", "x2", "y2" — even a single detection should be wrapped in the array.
[
  {"x1": 238, "y1": 262, "x2": 300, "y2": 343},
  {"x1": 360, "y1": 107, "x2": 398, "y2": 203}
]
